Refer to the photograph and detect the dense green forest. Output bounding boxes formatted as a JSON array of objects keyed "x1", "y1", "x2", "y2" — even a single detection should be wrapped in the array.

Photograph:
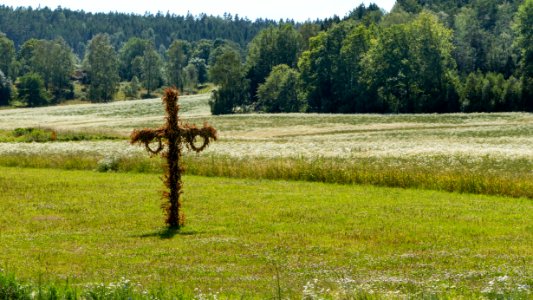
[
  {"x1": 0, "y1": 0, "x2": 531, "y2": 113},
  {"x1": 0, "y1": 5, "x2": 278, "y2": 56},
  {"x1": 232, "y1": 0, "x2": 531, "y2": 113}
]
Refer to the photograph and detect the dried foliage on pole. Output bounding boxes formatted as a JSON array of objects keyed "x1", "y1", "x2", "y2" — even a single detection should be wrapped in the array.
[{"x1": 131, "y1": 88, "x2": 217, "y2": 228}]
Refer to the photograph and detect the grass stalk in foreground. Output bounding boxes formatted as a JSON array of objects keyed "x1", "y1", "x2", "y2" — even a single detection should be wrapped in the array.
[{"x1": 0, "y1": 270, "x2": 192, "y2": 300}]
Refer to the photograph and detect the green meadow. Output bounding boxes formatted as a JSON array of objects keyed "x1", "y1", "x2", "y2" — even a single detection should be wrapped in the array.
[
  {"x1": 0, "y1": 167, "x2": 531, "y2": 298},
  {"x1": 0, "y1": 95, "x2": 532, "y2": 298}
]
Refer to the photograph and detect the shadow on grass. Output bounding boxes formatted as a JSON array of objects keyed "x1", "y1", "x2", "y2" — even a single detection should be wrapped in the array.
[{"x1": 138, "y1": 227, "x2": 199, "y2": 239}]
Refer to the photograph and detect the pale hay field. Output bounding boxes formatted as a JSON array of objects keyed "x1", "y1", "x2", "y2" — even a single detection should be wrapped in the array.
[
  {"x1": 0, "y1": 94, "x2": 210, "y2": 133},
  {"x1": 0, "y1": 93, "x2": 531, "y2": 164}
]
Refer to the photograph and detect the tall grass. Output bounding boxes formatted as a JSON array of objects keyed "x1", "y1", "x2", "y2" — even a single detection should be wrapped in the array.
[
  {"x1": 184, "y1": 155, "x2": 533, "y2": 198},
  {"x1": 2, "y1": 270, "x2": 528, "y2": 300},
  {"x1": 0, "y1": 153, "x2": 530, "y2": 198},
  {"x1": 0, "y1": 270, "x2": 192, "y2": 300}
]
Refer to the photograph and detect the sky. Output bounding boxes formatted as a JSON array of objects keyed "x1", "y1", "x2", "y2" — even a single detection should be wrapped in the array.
[{"x1": 0, "y1": 0, "x2": 397, "y2": 21}]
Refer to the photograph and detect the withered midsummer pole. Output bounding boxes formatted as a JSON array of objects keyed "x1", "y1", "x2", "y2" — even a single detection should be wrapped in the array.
[
  {"x1": 163, "y1": 89, "x2": 183, "y2": 227},
  {"x1": 131, "y1": 88, "x2": 217, "y2": 229}
]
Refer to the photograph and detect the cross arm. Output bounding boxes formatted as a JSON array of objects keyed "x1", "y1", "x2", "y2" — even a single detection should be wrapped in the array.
[
  {"x1": 130, "y1": 127, "x2": 166, "y2": 154},
  {"x1": 180, "y1": 123, "x2": 218, "y2": 153}
]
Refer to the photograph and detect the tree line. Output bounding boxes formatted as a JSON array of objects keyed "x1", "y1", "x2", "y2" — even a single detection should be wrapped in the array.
[
  {"x1": 210, "y1": 0, "x2": 532, "y2": 114},
  {"x1": 0, "y1": 0, "x2": 531, "y2": 113},
  {"x1": 0, "y1": 4, "x2": 310, "y2": 107},
  {"x1": 0, "y1": 32, "x2": 249, "y2": 106},
  {"x1": 0, "y1": 5, "x2": 278, "y2": 57}
]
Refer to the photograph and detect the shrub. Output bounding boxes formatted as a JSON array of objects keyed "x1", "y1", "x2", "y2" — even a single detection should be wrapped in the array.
[
  {"x1": 16, "y1": 73, "x2": 51, "y2": 107},
  {"x1": 0, "y1": 271, "x2": 32, "y2": 299},
  {"x1": 11, "y1": 127, "x2": 57, "y2": 142},
  {"x1": 96, "y1": 156, "x2": 120, "y2": 172}
]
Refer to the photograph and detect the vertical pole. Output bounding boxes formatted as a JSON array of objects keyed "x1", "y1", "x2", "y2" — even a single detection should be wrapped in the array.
[{"x1": 163, "y1": 89, "x2": 183, "y2": 228}]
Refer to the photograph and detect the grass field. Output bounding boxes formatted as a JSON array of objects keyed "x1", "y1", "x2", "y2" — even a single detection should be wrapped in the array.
[
  {"x1": 0, "y1": 167, "x2": 531, "y2": 298},
  {"x1": 0, "y1": 94, "x2": 531, "y2": 198},
  {"x1": 0, "y1": 94, "x2": 532, "y2": 298}
]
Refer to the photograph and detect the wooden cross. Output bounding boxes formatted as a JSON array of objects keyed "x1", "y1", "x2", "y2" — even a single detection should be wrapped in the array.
[{"x1": 131, "y1": 88, "x2": 217, "y2": 228}]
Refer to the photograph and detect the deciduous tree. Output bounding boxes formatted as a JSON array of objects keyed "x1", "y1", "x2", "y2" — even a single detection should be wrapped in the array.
[
  {"x1": 209, "y1": 48, "x2": 249, "y2": 114},
  {"x1": 453, "y1": 7, "x2": 487, "y2": 74},
  {"x1": 246, "y1": 24, "x2": 302, "y2": 100},
  {"x1": 124, "y1": 76, "x2": 141, "y2": 99},
  {"x1": 16, "y1": 38, "x2": 75, "y2": 102},
  {"x1": 84, "y1": 34, "x2": 120, "y2": 102},
  {"x1": 166, "y1": 40, "x2": 189, "y2": 90},
  {"x1": 339, "y1": 23, "x2": 374, "y2": 112},
  {"x1": 119, "y1": 38, "x2": 151, "y2": 81},
  {"x1": 142, "y1": 44, "x2": 163, "y2": 96},
  {"x1": 0, "y1": 70, "x2": 13, "y2": 106},
  {"x1": 299, "y1": 21, "x2": 355, "y2": 112},
  {"x1": 364, "y1": 13, "x2": 459, "y2": 113},
  {"x1": 189, "y1": 58, "x2": 208, "y2": 84},
  {"x1": 514, "y1": 0, "x2": 533, "y2": 110},
  {"x1": 0, "y1": 33, "x2": 15, "y2": 79},
  {"x1": 16, "y1": 73, "x2": 50, "y2": 107},
  {"x1": 257, "y1": 64, "x2": 305, "y2": 112}
]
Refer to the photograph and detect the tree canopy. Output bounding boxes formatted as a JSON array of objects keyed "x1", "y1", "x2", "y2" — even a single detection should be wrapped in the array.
[
  {"x1": 0, "y1": 5, "x2": 277, "y2": 57},
  {"x1": 0, "y1": 1, "x2": 529, "y2": 112},
  {"x1": 246, "y1": 24, "x2": 303, "y2": 100},
  {"x1": 0, "y1": 33, "x2": 15, "y2": 79},
  {"x1": 257, "y1": 64, "x2": 305, "y2": 113}
]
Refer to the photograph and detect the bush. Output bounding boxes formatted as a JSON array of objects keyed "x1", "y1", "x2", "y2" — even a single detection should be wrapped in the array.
[
  {"x1": 96, "y1": 156, "x2": 120, "y2": 172},
  {"x1": 11, "y1": 127, "x2": 57, "y2": 142},
  {"x1": 461, "y1": 72, "x2": 525, "y2": 112},
  {"x1": 16, "y1": 73, "x2": 51, "y2": 107},
  {"x1": 124, "y1": 76, "x2": 141, "y2": 99}
]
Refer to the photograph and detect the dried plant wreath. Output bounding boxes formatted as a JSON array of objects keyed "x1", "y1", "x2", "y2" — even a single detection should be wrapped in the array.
[{"x1": 131, "y1": 88, "x2": 217, "y2": 228}]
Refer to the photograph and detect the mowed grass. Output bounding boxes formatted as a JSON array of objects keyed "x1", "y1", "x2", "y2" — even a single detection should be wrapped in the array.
[{"x1": 0, "y1": 167, "x2": 531, "y2": 298}]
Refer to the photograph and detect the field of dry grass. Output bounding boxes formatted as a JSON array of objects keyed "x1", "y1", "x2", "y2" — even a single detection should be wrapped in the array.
[
  {"x1": 0, "y1": 94, "x2": 532, "y2": 198},
  {"x1": 0, "y1": 94, "x2": 531, "y2": 161}
]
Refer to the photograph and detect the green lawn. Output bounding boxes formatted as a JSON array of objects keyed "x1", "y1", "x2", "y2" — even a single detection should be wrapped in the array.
[{"x1": 0, "y1": 167, "x2": 531, "y2": 298}]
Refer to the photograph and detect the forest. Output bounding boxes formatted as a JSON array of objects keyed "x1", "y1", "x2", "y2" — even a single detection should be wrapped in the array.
[{"x1": 0, "y1": 0, "x2": 531, "y2": 113}]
